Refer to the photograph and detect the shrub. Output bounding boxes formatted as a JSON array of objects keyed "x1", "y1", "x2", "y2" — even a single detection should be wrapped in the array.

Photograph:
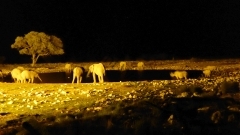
[
  {"x1": 219, "y1": 81, "x2": 239, "y2": 94},
  {"x1": 189, "y1": 85, "x2": 204, "y2": 94},
  {"x1": 176, "y1": 85, "x2": 191, "y2": 95},
  {"x1": 175, "y1": 85, "x2": 203, "y2": 96}
]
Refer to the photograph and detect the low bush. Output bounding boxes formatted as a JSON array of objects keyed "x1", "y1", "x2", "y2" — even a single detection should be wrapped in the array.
[
  {"x1": 175, "y1": 85, "x2": 190, "y2": 95},
  {"x1": 219, "y1": 81, "x2": 239, "y2": 94},
  {"x1": 189, "y1": 85, "x2": 204, "y2": 94},
  {"x1": 176, "y1": 85, "x2": 203, "y2": 95}
]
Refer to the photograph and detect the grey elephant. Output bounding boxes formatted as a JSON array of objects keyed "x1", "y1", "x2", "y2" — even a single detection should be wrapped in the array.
[
  {"x1": 21, "y1": 70, "x2": 42, "y2": 83},
  {"x1": 65, "y1": 63, "x2": 72, "y2": 73},
  {"x1": 11, "y1": 68, "x2": 24, "y2": 83},
  {"x1": 137, "y1": 62, "x2": 144, "y2": 70},
  {"x1": 87, "y1": 63, "x2": 105, "y2": 83},
  {"x1": 119, "y1": 61, "x2": 127, "y2": 71},
  {"x1": 170, "y1": 70, "x2": 187, "y2": 79},
  {"x1": 72, "y1": 67, "x2": 84, "y2": 84}
]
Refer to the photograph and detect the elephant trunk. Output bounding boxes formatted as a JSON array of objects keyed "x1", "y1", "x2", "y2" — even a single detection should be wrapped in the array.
[
  {"x1": 37, "y1": 75, "x2": 42, "y2": 82},
  {"x1": 86, "y1": 70, "x2": 91, "y2": 77}
]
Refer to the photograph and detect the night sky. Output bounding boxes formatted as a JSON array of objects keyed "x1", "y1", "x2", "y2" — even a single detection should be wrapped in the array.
[{"x1": 1, "y1": 0, "x2": 240, "y2": 63}]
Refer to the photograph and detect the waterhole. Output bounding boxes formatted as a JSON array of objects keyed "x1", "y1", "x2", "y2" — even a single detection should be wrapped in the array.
[{"x1": 3, "y1": 70, "x2": 203, "y2": 83}]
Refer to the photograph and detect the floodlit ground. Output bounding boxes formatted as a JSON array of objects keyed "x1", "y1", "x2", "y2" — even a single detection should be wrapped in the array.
[
  {"x1": 0, "y1": 82, "x2": 141, "y2": 124},
  {"x1": 0, "y1": 59, "x2": 240, "y2": 134},
  {"x1": 0, "y1": 81, "x2": 164, "y2": 134}
]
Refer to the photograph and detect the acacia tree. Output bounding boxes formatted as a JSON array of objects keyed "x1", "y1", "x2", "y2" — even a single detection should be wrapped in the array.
[{"x1": 11, "y1": 31, "x2": 64, "y2": 66}]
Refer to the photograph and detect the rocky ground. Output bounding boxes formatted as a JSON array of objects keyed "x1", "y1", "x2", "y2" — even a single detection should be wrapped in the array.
[
  {"x1": 0, "y1": 59, "x2": 240, "y2": 134},
  {"x1": 0, "y1": 79, "x2": 239, "y2": 134}
]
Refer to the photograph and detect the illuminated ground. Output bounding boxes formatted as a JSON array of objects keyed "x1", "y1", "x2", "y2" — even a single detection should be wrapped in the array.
[{"x1": 0, "y1": 59, "x2": 240, "y2": 134}]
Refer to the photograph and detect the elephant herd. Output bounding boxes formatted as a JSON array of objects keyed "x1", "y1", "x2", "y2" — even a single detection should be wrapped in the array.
[
  {"x1": 70, "y1": 62, "x2": 144, "y2": 84},
  {"x1": 74, "y1": 64, "x2": 216, "y2": 83},
  {"x1": 10, "y1": 67, "x2": 42, "y2": 83},
  {"x1": 169, "y1": 65, "x2": 217, "y2": 79},
  {"x1": 8, "y1": 62, "x2": 215, "y2": 84},
  {"x1": 7, "y1": 62, "x2": 106, "y2": 84},
  {"x1": 70, "y1": 63, "x2": 106, "y2": 84},
  {"x1": 119, "y1": 61, "x2": 145, "y2": 71}
]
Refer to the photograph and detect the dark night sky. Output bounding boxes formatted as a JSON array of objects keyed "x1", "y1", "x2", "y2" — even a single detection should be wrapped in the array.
[{"x1": 1, "y1": 0, "x2": 240, "y2": 63}]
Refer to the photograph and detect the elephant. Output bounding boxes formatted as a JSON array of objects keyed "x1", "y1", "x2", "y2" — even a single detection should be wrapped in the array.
[
  {"x1": 170, "y1": 71, "x2": 188, "y2": 79},
  {"x1": 203, "y1": 69, "x2": 211, "y2": 77},
  {"x1": 137, "y1": 62, "x2": 144, "y2": 70},
  {"x1": 65, "y1": 63, "x2": 72, "y2": 73},
  {"x1": 11, "y1": 68, "x2": 24, "y2": 83},
  {"x1": 21, "y1": 70, "x2": 42, "y2": 83},
  {"x1": 72, "y1": 67, "x2": 84, "y2": 84},
  {"x1": 119, "y1": 61, "x2": 127, "y2": 71},
  {"x1": 87, "y1": 63, "x2": 105, "y2": 83}
]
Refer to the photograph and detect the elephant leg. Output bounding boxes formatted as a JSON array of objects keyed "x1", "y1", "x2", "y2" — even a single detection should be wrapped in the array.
[
  {"x1": 80, "y1": 76, "x2": 82, "y2": 83},
  {"x1": 93, "y1": 73, "x2": 96, "y2": 83},
  {"x1": 77, "y1": 76, "x2": 79, "y2": 84},
  {"x1": 72, "y1": 76, "x2": 75, "y2": 84},
  {"x1": 100, "y1": 75, "x2": 104, "y2": 83},
  {"x1": 100, "y1": 75, "x2": 103, "y2": 83},
  {"x1": 98, "y1": 75, "x2": 101, "y2": 83},
  {"x1": 101, "y1": 75, "x2": 104, "y2": 83},
  {"x1": 20, "y1": 77, "x2": 23, "y2": 83}
]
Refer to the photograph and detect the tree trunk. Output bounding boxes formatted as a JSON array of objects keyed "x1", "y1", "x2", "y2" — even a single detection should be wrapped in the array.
[
  {"x1": 31, "y1": 54, "x2": 36, "y2": 67},
  {"x1": 31, "y1": 54, "x2": 40, "y2": 67}
]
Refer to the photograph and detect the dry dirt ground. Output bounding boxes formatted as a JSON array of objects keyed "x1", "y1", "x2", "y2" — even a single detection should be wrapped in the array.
[
  {"x1": 0, "y1": 82, "x2": 143, "y2": 134},
  {"x1": 0, "y1": 59, "x2": 240, "y2": 134}
]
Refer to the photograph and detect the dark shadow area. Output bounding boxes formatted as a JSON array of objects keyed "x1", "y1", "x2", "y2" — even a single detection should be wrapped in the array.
[{"x1": 6, "y1": 97, "x2": 240, "y2": 135}]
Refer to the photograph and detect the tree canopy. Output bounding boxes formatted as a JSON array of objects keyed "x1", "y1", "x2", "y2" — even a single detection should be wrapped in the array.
[{"x1": 11, "y1": 31, "x2": 64, "y2": 66}]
